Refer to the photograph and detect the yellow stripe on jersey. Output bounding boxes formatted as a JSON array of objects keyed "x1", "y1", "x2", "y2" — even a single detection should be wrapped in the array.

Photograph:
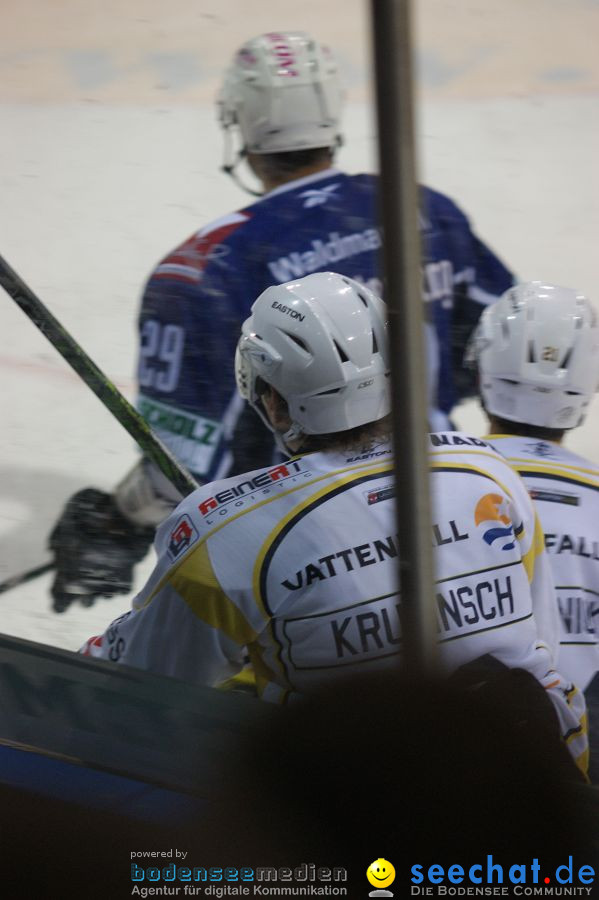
[
  {"x1": 254, "y1": 456, "x2": 529, "y2": 614},
  {"x1": 483, "y1": 437, "x2": 599, "y2": 480},
  {"x1": 428, "y1": 459, "x2": 515, "y2": 501},
  {"x1": 514, "y1": 459, "x2": 598, "y2": 477},
  {"x1": 141, "y1": 456, "x2": 395, "y2": 616},
  {"x1": 216, "y1": 666, "x2": 258, "y2": 695},
  {"x1": 519, "y1": 512, "x2": 545, "y2": 584},
  {"x1": 253, "y1": 462, "x2": 394, "y2": 619},
  {"x1": 248, "y1": 642, "x2": 293, "y2": 698},
  {"x1": 511, "y1": 464, "x2": 599, "y2": 490},
  {"x1": 168, "y1": 542, "x2": 258, "y2": 645},
  {"x1": 483, "y1": 438, "x2": 598, "y2": 479},
  {"x1": 545, "y1": 680, "x2": 589, "y2": 779},
  {"x1": 575, "y1": 748, "x2": 590, "y2": 781},
  {"x1": 429, "y1": 446, "x2": 525, "y2": 471},
  {"x1": 565, "y1": 706, "x2": 589, "y2": 781}
]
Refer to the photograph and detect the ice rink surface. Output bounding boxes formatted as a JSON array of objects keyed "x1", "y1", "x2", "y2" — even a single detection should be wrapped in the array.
[{"x1": 0, "y1": 0, "x2": 598, "y2": 651}]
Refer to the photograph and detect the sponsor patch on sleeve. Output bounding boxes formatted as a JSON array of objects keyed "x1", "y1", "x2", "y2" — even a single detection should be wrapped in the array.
[
  {"x1": 167, "y1": 514, "x2": 199, "y2": 560},
  {"x1": 365, "y1": 485, "x2": 395, "y2": 505},
  {"x1": 529, "y1": 488, "x2": 580, "y2": 506}
]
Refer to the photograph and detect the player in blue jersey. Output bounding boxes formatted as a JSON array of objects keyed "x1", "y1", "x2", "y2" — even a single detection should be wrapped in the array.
[{"x1": 48, "y1": 30, "x2": 513, "y2": 611}]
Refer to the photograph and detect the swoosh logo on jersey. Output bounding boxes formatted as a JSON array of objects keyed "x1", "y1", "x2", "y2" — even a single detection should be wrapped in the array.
[{"x1": 474, "y1": 492, "x2": 516, "y2": 551}]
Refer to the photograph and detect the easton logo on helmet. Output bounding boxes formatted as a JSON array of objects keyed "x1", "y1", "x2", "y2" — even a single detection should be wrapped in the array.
[{"x1": 271, "y1": 301, "x2": 305, "y2": 321}]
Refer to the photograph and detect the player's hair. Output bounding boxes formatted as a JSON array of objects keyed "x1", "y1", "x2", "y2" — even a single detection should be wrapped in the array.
[
  {"x1": 299, "y1": 418, "x2": 392, "y2": 453},
  {"x1": 270, "y1": 388, "x2": 392, "y2": 453},
  {"x1": 252, "y1": 147, "x2": 334, "y2": 181},
  {"x1": 487, "y1": 413, "x2": 565, "y2": 444}
]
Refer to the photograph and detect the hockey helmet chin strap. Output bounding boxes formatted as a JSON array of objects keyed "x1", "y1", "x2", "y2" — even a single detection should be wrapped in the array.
[
  {"x1": 221, "y1": 129, "x2": 343, "y2": 198},
  {"x1": 221, "y1": 129, "x2": 264, "y2": 197},
  {"x1": 274, "y1": 421, "x2": 306, "y2": 457},
  {"x1": 248, "y1": 385, "x2": 305, "y2": 457}
]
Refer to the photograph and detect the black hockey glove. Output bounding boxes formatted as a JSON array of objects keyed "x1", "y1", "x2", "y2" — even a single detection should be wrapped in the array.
[{"x1": 48, "y1": 488, "x2": 155, "y2": 613}]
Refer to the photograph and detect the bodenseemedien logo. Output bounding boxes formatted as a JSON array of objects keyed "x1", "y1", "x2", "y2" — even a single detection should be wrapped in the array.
[
  {"x1": 130, "y1": 860, "x2": 349, "y2": 896},
  {"x1": 367, "y1": 858, "x2": 396, "y2": 897}
]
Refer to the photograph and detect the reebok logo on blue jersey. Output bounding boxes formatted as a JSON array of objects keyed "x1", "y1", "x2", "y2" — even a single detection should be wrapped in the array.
[{"x1": 299, "y1": 184, "x2": 340, "y2": 208}]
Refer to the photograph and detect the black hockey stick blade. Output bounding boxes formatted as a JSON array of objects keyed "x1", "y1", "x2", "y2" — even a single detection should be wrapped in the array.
[
  {"x1": 0, "y1": 254, "x2": 198, "y2": 497},
  {"x1": 0, "y1": 561, "x2": 54, "y2": 596}
]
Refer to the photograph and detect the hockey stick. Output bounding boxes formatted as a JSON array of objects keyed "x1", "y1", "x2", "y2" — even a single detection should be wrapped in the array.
[
  {"x1": 0, "y1": 562, "x2": 54, "y2": 596},
  {"x1": 0, "y1": 253, "x2": 198, "y2": 497}
]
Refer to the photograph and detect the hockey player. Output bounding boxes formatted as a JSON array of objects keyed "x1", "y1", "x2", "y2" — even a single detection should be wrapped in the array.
[
  {"x1": 48, "y1": 30, "x2": 513, "y2": 612},
  {"x1": 468, "y1": 281, "x2": 599, "y2": 777},
  {"x1": 82, "y1": 272, "x2": 587, "y2": 773}
]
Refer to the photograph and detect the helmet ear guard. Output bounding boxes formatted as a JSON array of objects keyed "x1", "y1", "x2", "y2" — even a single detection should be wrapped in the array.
[
  {"x1": 470, "y1": 281, "x2": 599, "y2": 429},
  {"x1": 235, "y1": 333, "x2": 283, "y2": 403}
]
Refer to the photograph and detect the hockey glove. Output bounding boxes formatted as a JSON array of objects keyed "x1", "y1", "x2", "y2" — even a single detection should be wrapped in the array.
[{"x1": 48, "y1": 488, "x2": 155, "y2": 612}]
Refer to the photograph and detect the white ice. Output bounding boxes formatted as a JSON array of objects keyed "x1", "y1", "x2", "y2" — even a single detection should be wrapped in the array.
[{"x1": 0, "y1": 1, "x2": 597, "y2": 652}]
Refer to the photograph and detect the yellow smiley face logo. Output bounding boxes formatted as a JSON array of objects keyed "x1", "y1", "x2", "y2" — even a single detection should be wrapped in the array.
[{"x1": 367, "y1": 858, "x2": 396, "y2": 889}]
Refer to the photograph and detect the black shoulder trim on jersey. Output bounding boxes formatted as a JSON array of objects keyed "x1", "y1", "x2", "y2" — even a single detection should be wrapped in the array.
[
  {"x1": 259, "y1": 470, "x2": 390, "y2": 618},
  {"x1": 563, "y1": 724, "x2": 584, "y2": 742},
  {"x1": 555, "y1": 585, "x2": 599, "y2": 600},
  {"x1": 517, "y1": 471, "x2": 599, "y2": 492},
  {"x1": 430, "y1": 466, "x2": 498, "y2": 483},
  {"x1": 269, "y1": 617, "x2": 294, "y2": 691},
  {"x1": 560, "y1": 640, "x2": 599, "y2": 647},
  {"x1": 281, "y1": 644, "x2": 401, "y2": 673},
  {"x1": 284, "y1": 589, "x2": 399, "y2": 623}
]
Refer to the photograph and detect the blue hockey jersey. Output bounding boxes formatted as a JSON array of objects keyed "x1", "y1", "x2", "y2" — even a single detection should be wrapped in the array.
[{"x1": 136, "y1": 168, "x2": 513, "y2": 482}]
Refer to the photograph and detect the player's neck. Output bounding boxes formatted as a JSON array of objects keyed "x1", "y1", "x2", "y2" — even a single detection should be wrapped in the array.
[
  {"x1": 260, "y1": 161, "x2": 334, "y2": 193},
  {"x1": 486, "y1": 415, "x2": 564, "y2": 445}
]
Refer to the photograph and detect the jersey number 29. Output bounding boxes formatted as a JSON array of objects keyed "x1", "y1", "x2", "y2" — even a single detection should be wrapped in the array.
[{"x1": 138, "y1": 320, "x2": 184, "y2": 392}]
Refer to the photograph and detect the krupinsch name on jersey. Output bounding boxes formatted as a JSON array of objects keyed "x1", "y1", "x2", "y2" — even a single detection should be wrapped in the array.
[
  {"x1": 332, "y1": 576, "x2": 516, "y2": 660},
  {"x1": 283, "y1": 575, "x2": 517, "y2": 666},
  {"x1": 281, "y1": 521, "x2": 469, "y2": 591},
  {"x1": 198, "y1": 461, "x2": 305, "y2": 518}
]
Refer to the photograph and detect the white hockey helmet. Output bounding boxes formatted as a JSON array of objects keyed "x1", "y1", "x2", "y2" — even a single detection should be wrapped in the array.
[
  {"x1": 218, "y1": 31, "x2": 343, "y2": 165},
  {"x1": 235, "y1": 273, "x2": 390, "y2": 447},
  {"x1": 470, "y1": 281, "x2": 599, "y2": 429}
]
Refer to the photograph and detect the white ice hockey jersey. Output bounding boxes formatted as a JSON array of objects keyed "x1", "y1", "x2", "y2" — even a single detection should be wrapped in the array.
[
  {"x1": 83, "y1": 433, "x2": 587, "y2": 770},
  {"x1": 487, "y1": 435, "x2": 599, "y2": 694}
]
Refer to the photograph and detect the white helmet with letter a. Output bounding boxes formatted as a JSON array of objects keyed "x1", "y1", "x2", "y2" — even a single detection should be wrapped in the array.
[
  {"x1": 217, "y1": 31, "x2": 343, "y2": 168},
  {"x1": 235, "y1": 273, "x2": 390, "y2": 447},
  {"x1": 470, "y1": 281, "x2": 599, "y2": 429}
]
